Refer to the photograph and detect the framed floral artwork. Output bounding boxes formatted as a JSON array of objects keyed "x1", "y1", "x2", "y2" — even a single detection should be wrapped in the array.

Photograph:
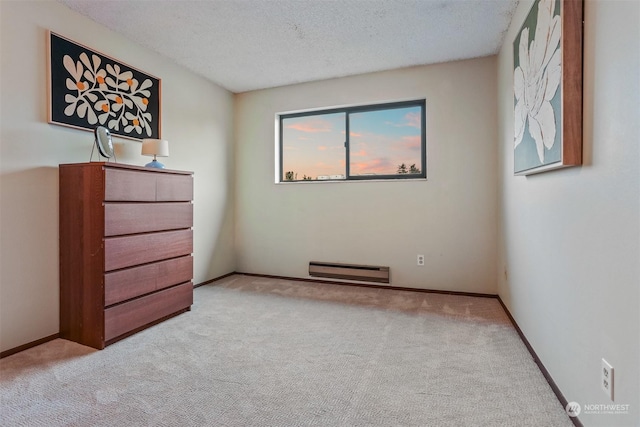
[
  {"x1": 48, "y1": 31, "x2": 161, "y2": 140},
  {"x1": 513, "y1": 0, "x2": 583, "y2": 175}
]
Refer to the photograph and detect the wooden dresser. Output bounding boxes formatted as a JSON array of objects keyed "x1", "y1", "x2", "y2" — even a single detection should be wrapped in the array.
[{"x1": 59, "y1": 162, "x2": 194, "y2": 349}]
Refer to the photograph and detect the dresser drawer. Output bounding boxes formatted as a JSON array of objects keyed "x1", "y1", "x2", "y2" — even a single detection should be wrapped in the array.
[
  {"x1": 104, "y1": 229, "x2": 193, "y2": 271},
  {"x1": 104, "y1": 255, "x2": 193, "y2": 306},
  {"x1": 157, "y1": 174, "x2": 193, "y2": 201},
  {"x1": 104, "y1": 282, "x2": 193, "y2": 342},
  {"x1": 105, "y1": 169, "x2": 157, "y2": 201},
  {"x1": 104, "y1": 203, "x2": 193, "y2": 236},
  {"x1": 105, "y1": 169, "x2": 193, "y2": 202}
]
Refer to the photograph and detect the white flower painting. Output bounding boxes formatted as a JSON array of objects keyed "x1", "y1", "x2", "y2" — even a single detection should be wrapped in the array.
[
  {"x1": 49, "y1": 32, "x2": 161, "y2": 140},
  {"x1": 513, "y1": 0, "x2": 563, "y2": 173}
]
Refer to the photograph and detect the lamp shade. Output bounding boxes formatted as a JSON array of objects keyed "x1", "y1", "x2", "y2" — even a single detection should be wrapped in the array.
[{"x1": 141, "y1": 139, "x2": 169, "y2": 157}]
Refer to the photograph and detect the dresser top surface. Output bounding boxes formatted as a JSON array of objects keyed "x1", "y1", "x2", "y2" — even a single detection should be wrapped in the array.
[{"x1": 59, "y1": 162, "x2": 193, "y2": 176}]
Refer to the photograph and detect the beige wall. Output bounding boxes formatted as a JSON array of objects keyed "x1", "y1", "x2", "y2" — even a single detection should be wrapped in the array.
[
  {"x1": 497, "y1": 1, "x2": 639, "y2": 425},
  {"x1": 235, "y1": 57, "x2": 499, "y2": 293},
  {"x1": 0, "y1": 1, "x2": 236, "y2": 352}
]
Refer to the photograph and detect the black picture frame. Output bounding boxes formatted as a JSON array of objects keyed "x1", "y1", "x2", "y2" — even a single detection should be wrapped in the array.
[{"x1": 48, "y1": 31, "x2": 161, "y2": 140}]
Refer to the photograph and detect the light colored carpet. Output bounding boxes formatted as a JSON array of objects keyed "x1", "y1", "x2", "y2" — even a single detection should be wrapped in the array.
[{"x1": 1, "y1": 274, "x2": 573, "y2": 426}]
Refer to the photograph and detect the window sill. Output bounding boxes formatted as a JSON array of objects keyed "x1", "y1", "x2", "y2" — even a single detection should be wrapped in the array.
[{"x1": 275, "y1": 178, "x2": 428, "y2": 185}]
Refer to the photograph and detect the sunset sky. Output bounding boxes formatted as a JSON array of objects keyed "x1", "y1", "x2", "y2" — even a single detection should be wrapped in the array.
[{"x1": 282, "y1": 106, "x2": 422, "y2": 180}]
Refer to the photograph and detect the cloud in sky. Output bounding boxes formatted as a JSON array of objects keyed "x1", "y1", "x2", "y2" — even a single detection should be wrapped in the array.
[
  {"x1": 385, "y1": 111, "x2": 421, "y2": 129},
  {"x1": 404, "y1": 111, "x2": 421, "y2": 128},
  {"x1": 286, "y1": 119, "x2": 333, "y2": 133},
  {"x1": 351, "y1": 157, "x2": 395, "y2": 175},
  {"x1": 348, "y1": 133, "x2": 420, "y2": 175},
  {"x1": 395, "y1": 135, "x2": 421, "y2": 151}
]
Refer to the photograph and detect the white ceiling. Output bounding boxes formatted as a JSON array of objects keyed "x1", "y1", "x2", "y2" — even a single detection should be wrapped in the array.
[{"x1": 57, "y1": 0, "x2": 519, "y2": 93}]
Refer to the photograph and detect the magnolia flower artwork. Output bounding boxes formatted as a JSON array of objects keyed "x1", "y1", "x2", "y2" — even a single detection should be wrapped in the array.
[
  {"x1": 514, "y1": 0, "x2": 561, "y2": 166},
  {"x1": 512, "y1": 0, "x2": 584, "y2": 175},
  {"x1": 49, "y1": 32, "x2": 161, "y2": 140}
]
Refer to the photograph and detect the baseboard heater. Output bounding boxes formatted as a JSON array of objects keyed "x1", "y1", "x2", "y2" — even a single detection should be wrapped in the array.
[{"x1": 309, "y1": 261, "x2": 390, "y2": 284}]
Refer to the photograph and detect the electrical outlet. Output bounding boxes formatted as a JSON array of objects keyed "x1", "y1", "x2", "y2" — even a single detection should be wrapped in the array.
[
  {"x1": 417, "y1": 254, "x2": 425, "y2": 266},
  {"x1": 601, "y1": 358, "x2": 614, "y2": 401}
]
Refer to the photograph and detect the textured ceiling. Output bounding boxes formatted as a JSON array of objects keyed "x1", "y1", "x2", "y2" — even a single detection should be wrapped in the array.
[{"x1": 57, "y1": 0, "x2": 519, "y2": 93}]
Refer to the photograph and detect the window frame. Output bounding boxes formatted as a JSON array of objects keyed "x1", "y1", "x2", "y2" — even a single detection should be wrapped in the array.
[{"x1": 278, "y1": 99, "x2": 426, "y2": 182}]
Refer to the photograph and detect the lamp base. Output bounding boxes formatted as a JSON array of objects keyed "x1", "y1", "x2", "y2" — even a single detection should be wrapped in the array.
[{"x1": 145, "y1": 159, "x2": 165, "y2": 169}]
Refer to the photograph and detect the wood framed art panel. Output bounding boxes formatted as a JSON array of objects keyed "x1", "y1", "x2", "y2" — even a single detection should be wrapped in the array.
[
  {"x1": 513, "y1": 0, "x2": 583, "y2": 176},
  {"x1": 47, "y1": 31, "x2": 161, "y2": 141}
]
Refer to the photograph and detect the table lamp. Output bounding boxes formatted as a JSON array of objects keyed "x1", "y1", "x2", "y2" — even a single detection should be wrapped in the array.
[{"x1": 141, "y1": 139, "x2": 169, "y2": 168}]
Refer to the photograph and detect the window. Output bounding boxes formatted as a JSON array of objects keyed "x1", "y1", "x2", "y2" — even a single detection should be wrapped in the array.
[{"x1": 279, "y1": 100, "x2": 426, "y2": 182}]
